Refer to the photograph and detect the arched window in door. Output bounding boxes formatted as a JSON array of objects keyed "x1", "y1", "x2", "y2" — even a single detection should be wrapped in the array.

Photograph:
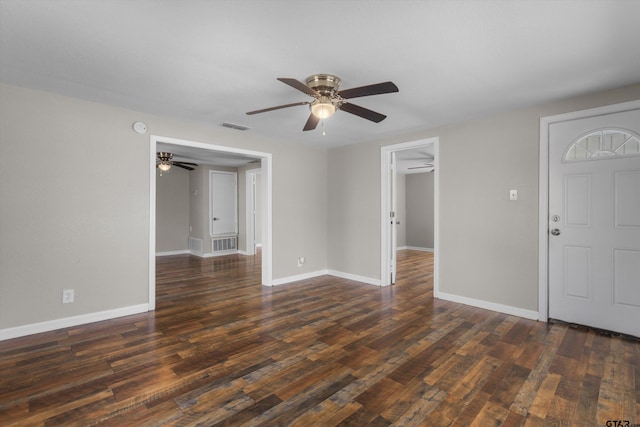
[{"x1": 564, "y1": 128, "x2": 640, "y2": 162}]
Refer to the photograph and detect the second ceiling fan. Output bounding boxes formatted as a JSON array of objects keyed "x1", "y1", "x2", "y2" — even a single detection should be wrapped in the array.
[{"x1": 247, "y1": 74, "x2": 399, "y2": 131}]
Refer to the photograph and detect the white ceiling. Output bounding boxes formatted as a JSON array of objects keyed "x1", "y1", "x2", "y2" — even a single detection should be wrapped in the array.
[{"x1": 2, "y1": 1, "x2": 640, "y2": 148}]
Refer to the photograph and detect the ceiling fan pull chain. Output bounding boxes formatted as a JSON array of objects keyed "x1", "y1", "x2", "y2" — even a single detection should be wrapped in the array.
[{"x1": 322, "y1": 119, "x2": 326, "y2": 136}]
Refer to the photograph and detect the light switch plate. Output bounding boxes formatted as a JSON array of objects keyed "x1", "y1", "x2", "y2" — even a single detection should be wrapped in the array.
[{"x1": 509, "y1": 189, "x2": 518, "y2": 201}]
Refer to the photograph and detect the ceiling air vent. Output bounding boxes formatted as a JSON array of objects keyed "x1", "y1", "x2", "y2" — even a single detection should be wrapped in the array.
[{"x1": 221, "y1": 122, "x2": 250, "y2": 131}]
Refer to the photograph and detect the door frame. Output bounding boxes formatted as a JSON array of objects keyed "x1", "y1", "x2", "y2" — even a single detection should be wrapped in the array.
[
  {"x1": 538, "y1": 99, "x2": 640, "y2": 322},
  {"x1": 390, "y1": 151, "x2": 397, "y2": 284},
  {"x1": 245, "y1": 168, "x2": 261, "y2": 256},
  {"x1": 149, "y1": 135, "x2": 273, "y2": 310},
  {"x1": 381, "y1": 137, "x2": 439, "y2": 290}
]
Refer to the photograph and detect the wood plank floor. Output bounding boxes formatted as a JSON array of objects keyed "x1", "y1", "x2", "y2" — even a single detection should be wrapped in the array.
[{"x1": 0, "y1": 250, "x2": 638, "y2": 426}]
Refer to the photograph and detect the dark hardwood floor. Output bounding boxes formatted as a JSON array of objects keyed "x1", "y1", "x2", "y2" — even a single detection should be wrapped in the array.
[{"x1": 0, "y1": 250, "x2": 638, "y2": 426}]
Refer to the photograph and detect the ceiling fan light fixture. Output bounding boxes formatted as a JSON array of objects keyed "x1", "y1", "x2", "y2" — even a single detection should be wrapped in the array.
[
  {"x1": 157, "y1": 152, "x2": 173, "y2": 171},
  {"x1": 310, "y1": 97, "x2": 336, "y2": 119}
]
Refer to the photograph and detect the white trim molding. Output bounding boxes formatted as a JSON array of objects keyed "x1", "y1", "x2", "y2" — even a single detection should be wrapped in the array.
[
  {"x1": 401, "y1": 246, "x2": 434, "y2": 252},
  {"x1": 189, "y1": 250, "x2": 238, "y2": 258},
  {"x1": 538, "y1": 99, "x2": 640, "y2": 323},
  {"x1": 327, "y1": 270, "x2": 382, "y2": 286},
  {"x1": 269, "y1": 270, "x2": 382, "y2": 287},
  {"x1": 381, "y1": 137, "x2": 440, "y2": 291},
  {"x1": 437, "y1": 292, "x2": 538, "y2": 320},
  {"x1": 270, "y1": 270, "x2": 328, "y2": 286},
  {"x1": 0, "y1": 304, "x2": 149, "y2": 341},
  {"x1": 156, "y1": 250, "x2": 190, "y2": 256},
  {"x1": 245, "y1": 168, "x2": 261, "y2": 256}
]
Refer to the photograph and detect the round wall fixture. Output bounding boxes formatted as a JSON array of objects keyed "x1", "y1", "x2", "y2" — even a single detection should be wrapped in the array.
[{"x1": 132, "y1": 121, "x2": 147, "y2": 134}]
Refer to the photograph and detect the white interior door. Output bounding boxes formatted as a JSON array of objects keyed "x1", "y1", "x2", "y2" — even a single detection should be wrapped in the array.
[
  {"x1": 210, "y1": 171, "x2": 237, "y2": 236},
  {"x1": 390, "y1": 151, "x2": 397, "y2": 284},
  {"x1": 549, "y1": 108, "x2": 640, "y2": 337}
]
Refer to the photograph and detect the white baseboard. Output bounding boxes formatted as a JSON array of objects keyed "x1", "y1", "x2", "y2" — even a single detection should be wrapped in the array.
[
  {"x1": 327, "y1": 270, "x2": 382, "y2": 286},
  {"x1": 189, "y1": 250, "x2": 238, "y2": 258},
  {"x1": 437, "y1": 291, "x2": 538, "y2": 320},
  {"x1": 270, "y1": 270, "x2": 328, "y2": 286},
  {"x1": 256, "y1": 243, "x2": 262, "y2": 248},
  {"x1": 400, "y1": 246, "x2": 434, "y2": 252},
  {"x1": 269, "y1": 270, "x2": 382, "y2": 287},
  {"x1": 156, "y1": 250, "x2": 190, "y2": 256},
  {"x1": 0, "y1": 304, "x2": 149, "y2": 341}
]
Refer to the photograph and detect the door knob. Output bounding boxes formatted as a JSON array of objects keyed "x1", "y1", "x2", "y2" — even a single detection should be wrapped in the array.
[
  {"x1": 213, "y1": 217, "x2": 220, "y2": 221},
  {"x1": 550, "y1": 228, "x2": 561, "y2": 236}
]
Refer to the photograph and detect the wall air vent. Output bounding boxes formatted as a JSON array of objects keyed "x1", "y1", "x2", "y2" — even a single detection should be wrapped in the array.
[
  {"x1": 221, "y1": 122, "x2": 250, "y2": 131},
  {"x1": 212, "y1": 236, "x2": 237, "y2": 254}
]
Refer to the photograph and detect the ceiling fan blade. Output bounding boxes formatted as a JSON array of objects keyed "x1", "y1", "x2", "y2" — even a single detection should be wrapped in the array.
[
  {"x1": 339, "y1": 102, "x2": 387, "y2": 123},
  {"x1": 246, "y1": 101, "x2": 309, "y2": 115},
  {"x1": 172, "y1": 163, "x2": 195, "y2": 171},
  {"x1": 277, "y1": 78, "x2": 319, "y2": 97},
  {"x1": 338, "y1": 81, "x2": 398, "y2": 99},
  {"x1": 303, "y1": 113, "x2": 320, "y2": 131},
  {"x1": 173, "y1": 161, "x2": 198, "y2": 166}
]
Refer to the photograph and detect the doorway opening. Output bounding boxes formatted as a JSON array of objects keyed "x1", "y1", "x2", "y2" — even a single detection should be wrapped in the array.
[
  {"x1": 149, "y1": 135, "x2": 273, "y2": 310},
  {"x1": 381, "y1": 137, "x2": 439, "y2": 292}
]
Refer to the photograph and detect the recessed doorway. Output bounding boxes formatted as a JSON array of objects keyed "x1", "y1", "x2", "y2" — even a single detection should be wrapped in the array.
[
  {"x1": 380, "y1": 137, "x2": 439, "y2": 292},
  {"x1": 149, "y1": 135, "x2": 273, "y2": 310}
]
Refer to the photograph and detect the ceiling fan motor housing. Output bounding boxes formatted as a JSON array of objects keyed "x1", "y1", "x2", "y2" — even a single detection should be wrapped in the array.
[
  {"x1": 305, "y1": 74, "x2": 341, "y2": 96},
  {"x1": 157, "y1": 152, "x2": 173, "y2": 162},
  {"x1": 306, "y1": 74, "x2": 344, "y2": 118}
]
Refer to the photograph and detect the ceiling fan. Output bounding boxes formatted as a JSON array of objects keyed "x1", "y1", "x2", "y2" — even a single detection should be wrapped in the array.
[
  {"x1": 408, "y1": 163, "x2": 435, "y2": 172},
  {"x1": 246, "y1": 74, "x2": 399, "y2": 131},
  {"x1": 406, "y1": 154, "x2": 435, "y2": 172},
  {"x1": 156, "y1": 152, "x2": 198, "y2": 173}
]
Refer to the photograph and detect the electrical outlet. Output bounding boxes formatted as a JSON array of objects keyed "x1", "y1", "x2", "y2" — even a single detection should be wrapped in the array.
[
  {"x1": 297, "y1": 256, "x2": 305, "y2": 267},
  {"x1": 62, "y1": 289, "x2": 74, "y2": 304}
]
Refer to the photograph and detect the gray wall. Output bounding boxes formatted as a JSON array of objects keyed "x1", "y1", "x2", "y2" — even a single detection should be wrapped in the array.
[
  {"x1": 158, "y1": 163, "x2": 251, "y2": 255},
  {"x1": 188, "y1": 165, "x2": 208, "y2": 253},
  {"x1": 0, "y1": 83, "x2": 327, "y2": 330},
  {"x1": 326, "y1": 83, "x2": 640, "y2": 312},
  {"x1": 326, "y1": 144, "x2": 380, "y2": 277},
  {"x1": 189, "y1": 165, "x2": 238, "y2": 255},
  {"x1": 405, "y1": 172, "x2": 434, "y2": 249},
  {"x1": 2, "y1": 80, "x2": 639, "y2": 333},
  {"x1": 156, "y1": 167, "x2": 190, "y2": 253}
]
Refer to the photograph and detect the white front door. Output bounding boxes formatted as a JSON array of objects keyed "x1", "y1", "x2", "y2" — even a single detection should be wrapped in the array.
[
  {"x1": 548, "y1": 107, "x2": 640, "y2": 337},
  {"x1": 210, "y1": 171, "x2": 237, "y2": 236}
]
